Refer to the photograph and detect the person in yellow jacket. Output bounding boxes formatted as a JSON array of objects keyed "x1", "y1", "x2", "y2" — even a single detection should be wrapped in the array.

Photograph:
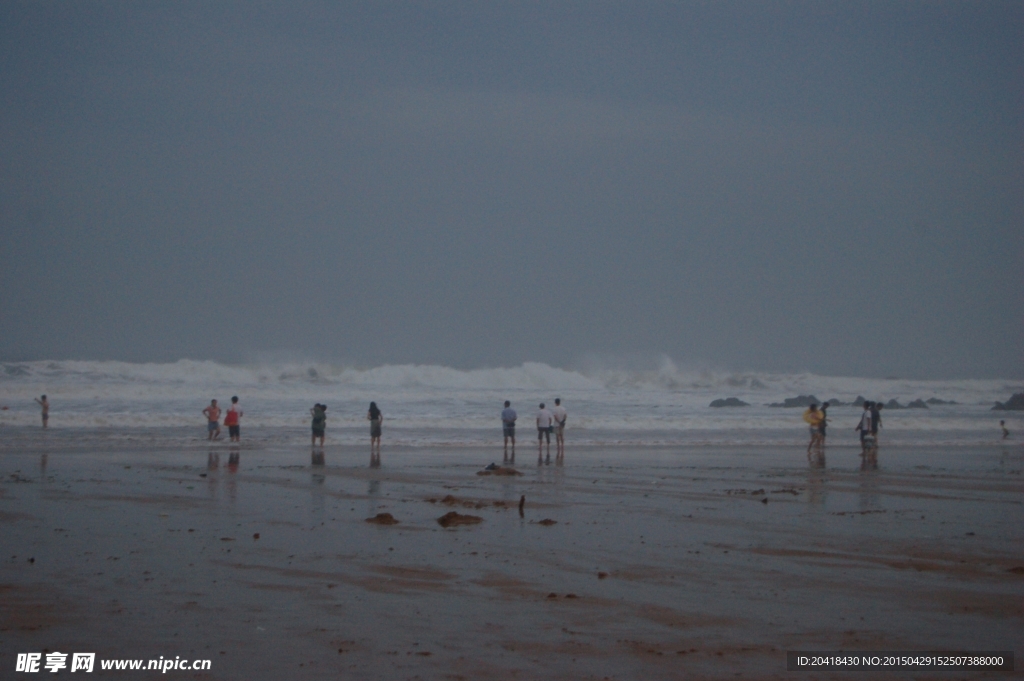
[{"x1": 802, "y1": 404, "x2": 824, "y2": 451}]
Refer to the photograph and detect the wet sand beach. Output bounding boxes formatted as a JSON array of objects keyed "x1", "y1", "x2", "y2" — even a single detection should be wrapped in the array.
[{"x1": 1, "y1": 432, "x2": 1021, "y2": 679}]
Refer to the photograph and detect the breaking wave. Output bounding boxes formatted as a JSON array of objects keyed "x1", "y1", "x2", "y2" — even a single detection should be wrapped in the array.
[{"x1": 0, "y1": 358, "x2": 1020, "y2": 446}]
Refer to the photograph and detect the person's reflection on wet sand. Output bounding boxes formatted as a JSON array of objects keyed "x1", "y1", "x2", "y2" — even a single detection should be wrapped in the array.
[
  {"x1": 860, "y1": 446, "x2": 878, "y2": 472},
  {"x1": 206, "y1": 450, "x2": 219, "y2": 500},
  {"x1": 367, "y1": 478, "x2": 382, "y2": 517},
  {"x1": 858, "y1": 451, "x2": 880, "y2": 511},
  {"x1": 40, "y1": 453, "x2": 48, "y2": 477},
  {"x1": 310, "y1": 448, "x2": 326, "y2": 488},
  {"x1": 808, "y1": 447, "x2": 825, "y2": 470},
  {"x1": 806, "y1": 461, "x2": 826, "y2": 505},
  {"x1": 369, "y1": 449, "x2": 380, "y2": 469},
  {"x1": 228, "y1": 447, "x2": 240, "y2": 472}
]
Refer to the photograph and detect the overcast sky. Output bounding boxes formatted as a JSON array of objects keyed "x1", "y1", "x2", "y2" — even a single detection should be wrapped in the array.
[{"x1": 1, "y1": 1, "x2": 1021, "y2": 378}]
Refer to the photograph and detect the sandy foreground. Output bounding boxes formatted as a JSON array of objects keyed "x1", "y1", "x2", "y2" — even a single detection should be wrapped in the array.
[{"x1": 1, "y1": 432, "x2": 1021, "y2": 680}]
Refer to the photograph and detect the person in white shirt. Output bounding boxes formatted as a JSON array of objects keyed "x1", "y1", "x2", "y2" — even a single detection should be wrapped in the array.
[
  {"x1": 536, "y1": 403, "x2": 554, "y2": 461},
  {"x1": 551, "y1": 398, "x2": 567, "y2": 458},
  {"x1": 855, "y1": 402, "x2": 875, "y2": 454}
]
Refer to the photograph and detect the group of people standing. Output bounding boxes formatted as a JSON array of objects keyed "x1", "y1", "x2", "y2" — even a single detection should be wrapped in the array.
[
  {"x1": 310, "y1": 402, "x2": 382, "y2": 452},
  {"x1": 855, "y1": 401, "x2": 884, "y2": 450},
  {"x1": 801, "y1": 401, "x2": 831, "y2": 453},
  {"x1": 802, "y1": 400, "x2": 884, "y2": 455},
  {"x1": 501, "y1": 399, "x2": 567, "y2": 463},
  {"x1": 202, "y1": 397, "x2": 243, "y2": 442}
]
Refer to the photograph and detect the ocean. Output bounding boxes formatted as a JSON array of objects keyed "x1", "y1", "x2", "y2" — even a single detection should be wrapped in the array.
[{"x1": 0, "y1": 359, "x2": 1020, "y2": 449}]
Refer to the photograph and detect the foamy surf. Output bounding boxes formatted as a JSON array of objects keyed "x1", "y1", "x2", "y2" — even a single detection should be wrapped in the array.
[{"x1": 0, "y1": 359, "x2": 1020, "y2": 447}]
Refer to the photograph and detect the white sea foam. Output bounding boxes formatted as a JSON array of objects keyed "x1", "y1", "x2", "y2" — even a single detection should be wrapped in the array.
[{"x1": 0, "y1": 359, "x2": 1020, "y2": 447}]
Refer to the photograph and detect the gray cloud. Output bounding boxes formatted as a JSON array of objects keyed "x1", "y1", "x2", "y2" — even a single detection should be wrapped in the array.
[{"x1": 1, "y1": 2, "x2": 1021, "y2": 378}]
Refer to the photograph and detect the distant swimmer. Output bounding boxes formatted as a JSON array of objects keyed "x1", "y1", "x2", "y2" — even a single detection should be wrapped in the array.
[
  {"x1": 1001, "y1": 420, "x2": 1009, "y2": 439},
  {"x1": 202, "y1": 399, "x2": 221, "y2": 440},
  {"x1": 536, "y1": 402, "x2": 554, "y2": 462},
  {"x1": 802, "y1": 403, "x2": 823, "y2": 452},
  {"x1": 551, "y1": 398, "x2": 567, "y2": 458},
  {"x1": 501, "y1": 401, "x2": 517, "y2": 459},
  {"x1": 367, "y1": 402, "x2": 382, "y2": 454},
  {"x1": 34, "y1": 395, "x2": 49, "y2": 428},
  {"x1": 310, "y1": 403, "x2": 326, "y2": 446},
  {"x1": 224, "y1": 396, "x2": 243, "y2": 442}
]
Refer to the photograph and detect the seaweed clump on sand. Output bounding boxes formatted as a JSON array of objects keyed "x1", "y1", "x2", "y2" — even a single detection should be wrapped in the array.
[
  {"x1": 437, "y1": 512, "x2": 483, "y2": 527},
  {"x1": 365, "y1": 513, "x2": 399, "y2": 525}
]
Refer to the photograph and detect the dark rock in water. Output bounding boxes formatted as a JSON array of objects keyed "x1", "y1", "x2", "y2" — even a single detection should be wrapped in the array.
[
  {"x1": 822, "y1": 398, "x2": 844, "y2": 407},
  {"x1": 884, "y1": 399, "x2": 904, "y2": 409},
  {"x1": 853, "y1": 396, "x2": 867, "y2": 406},
  {"x1": 768, "y1": 395, "x2": 820, "y2": 408},
  {"x1": 709, "y1": 397, "x2": 749, "y2": 408},
  {"x1": 905, "y1": 399, "x2": 929, "y2": 409},
  {"x1": 926, "y1": 398, "x2": 958, "y2": 405},
  {"x1": 992, "y1": 393, "x2": 1024, "y2": 411}
]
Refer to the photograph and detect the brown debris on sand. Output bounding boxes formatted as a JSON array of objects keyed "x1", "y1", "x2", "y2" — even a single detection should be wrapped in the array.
[
  {"x1": 534, "y1": 519, "x2": 557, "y2": 526},
  {"x1": 366, "y1": 513, "x2": 399, "y2": 525},
  {"x1": 436, "y1": 511, "x2": 483, "y2": 527}
]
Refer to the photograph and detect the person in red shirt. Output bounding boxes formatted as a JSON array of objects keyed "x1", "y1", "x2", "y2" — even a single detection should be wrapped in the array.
[{"x1": 224, "y1": 396, "x2": 243, "y2": 442}]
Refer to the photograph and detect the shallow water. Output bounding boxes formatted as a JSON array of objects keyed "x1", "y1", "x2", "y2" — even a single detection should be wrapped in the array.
[{"x1": 2, "y1": 359, "x2": 1021, "y2": 448}]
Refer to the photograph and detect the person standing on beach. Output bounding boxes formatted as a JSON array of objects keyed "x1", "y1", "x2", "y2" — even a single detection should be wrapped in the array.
[
  {"x1": 856, "y1": 402, "x2": 873, "y2": 451},
  {"x1": 224, "y1": 396, "x2": 243, "y2": 442},
  {"x1": 818, "y1": 402, "x2": 830, "y2": 444},
  {"x1": 536, "y1": 402, "x2": 554, "y2": 461},
  {"x1": 802, "y1": 404, "x2": 823, "y2": 452},
  {"x1": 368, "y1": 402, "x2": 382, "y2": 454},
  {"x1": 34, "y1": 395, "x2": 49, "y2": 428},
  {"x1": 1001, "y1": 420, "x2": 1010, "y2": 439},
  {"x1": 310, "y1": 403, "x2": 326, "y2": 446},
  {"x1": 501, "y1": 401, "x2": 517, "y2": 458},
  {"x1": 551, "y1": 398, "x2": 567, "y2": 458},
  {"x1": 870, "y1": 402, "x2": 882, "y2": 441},
  {"x1": 202, "y1": 399, "x2": 221, "y2": 440}
]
